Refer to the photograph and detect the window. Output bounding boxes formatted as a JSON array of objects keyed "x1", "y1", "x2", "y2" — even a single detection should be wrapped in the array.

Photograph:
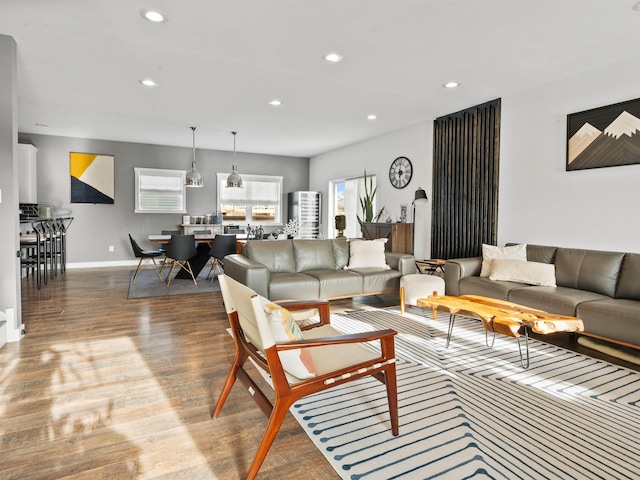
[
  {"x1": 216, "y1": 173, "x2": 283, "y2": 225},
  {"x1": 134, "y1": 168, "x2": 186, "y2": 213},
  {"x1": 328, "y1": 174, "x2": 377, "y2": 238}
]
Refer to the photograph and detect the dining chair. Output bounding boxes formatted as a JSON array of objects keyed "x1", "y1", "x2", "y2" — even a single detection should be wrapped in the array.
[
  {"x1": 165, "y1": 234, "x2": 198, "y2": 286},
  {"x1": 213, "y1": 275, "x2": 399, "y2": 480},
  {"x1": 128, "y1": 234, "x2": 164, "y2": 284},
  {"x1": 206, "y1": 234, "x2": 237, "y2": 283}
]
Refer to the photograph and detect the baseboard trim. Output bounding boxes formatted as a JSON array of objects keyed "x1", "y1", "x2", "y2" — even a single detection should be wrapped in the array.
[{"x1": 67, "y1": 260, "x2": 139, "y2": 269}]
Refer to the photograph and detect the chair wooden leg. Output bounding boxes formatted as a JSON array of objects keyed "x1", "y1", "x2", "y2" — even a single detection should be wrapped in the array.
[
  {"x1": 212, "y1": 348, "x2": 248, "y2": 418},
  {"x1": 133, "y1": 258, "x2": 144, "y2": 284},
  {"x1": 151, "y1": 257, "x2": 163, "y2": 281},
  {"x1": 400, "y1": 286, "x2": 405, "y2": 314},
  {"x1": 166, "y1": 261, "x2": 177, "y2": 286},
  {"x1": 384, "y1": 364, "x2": 400, "y2": 436},
  {"x1": 246, "y1": 398, "x2": 294, "y2": 480},
  {"x1": 184, "y1": 260, "x2": 197, "y2": 285}
]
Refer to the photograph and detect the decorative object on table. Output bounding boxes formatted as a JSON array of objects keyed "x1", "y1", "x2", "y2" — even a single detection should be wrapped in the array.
[
  {"x1": 388, "y1": 156, "x2": 413, "y2": 189},
  {"x1": 334, "y1": 214, "x2": 346, "y2": 237},
  {"x1": 399, "y1": 204, "x2": 407, "y2": 223},
  {"x1": 185, "y1": 126, "x2": 203, "y2": 187},
  {"x1": 567, "y1": 97, "x2": 640, "y2": 171},
  {"x1": 70, "y1": 152, "x2": 114, "y2": 204},
  {"x1": 226, "y1": 131, "x2": 243, "y2": 188},
  {"x1": 282, "y1": 217, "x2": 301, "y2": 238},
  {"x1": 357, "y1": 169, "x2": 384, "y2": 229},
  {"x1": 212, "y1": 211, "x2": 223, "y2": 224}
]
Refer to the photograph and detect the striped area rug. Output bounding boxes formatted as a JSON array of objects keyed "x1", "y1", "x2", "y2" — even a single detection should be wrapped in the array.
[{"x1": 290, "y1": 307, "x2": 640, "y2": 480}]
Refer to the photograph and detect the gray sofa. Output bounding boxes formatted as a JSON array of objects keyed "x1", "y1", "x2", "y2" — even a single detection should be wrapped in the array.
[
  {"x1": 223, "y1": 238, "x2": 416, "y2": 301},
  {"x1": 444, "y1": 244, "x2": 640, "y2": 349}
]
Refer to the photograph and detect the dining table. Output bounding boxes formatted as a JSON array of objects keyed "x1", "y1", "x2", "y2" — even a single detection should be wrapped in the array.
[{"x1": 148, "y1": 233, "x2": 248, "y2": 279}]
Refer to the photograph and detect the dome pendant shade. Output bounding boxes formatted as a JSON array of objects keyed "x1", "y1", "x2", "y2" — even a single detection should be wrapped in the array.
[
  {"x1": 185, "y1": 126, "x2": 203, "y2": 188},
  {"x1": 226, "y1": 131, "x2": 243, "y2": 188}
]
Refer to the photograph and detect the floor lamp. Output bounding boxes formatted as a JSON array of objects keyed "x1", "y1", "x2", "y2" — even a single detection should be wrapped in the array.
[{"x1": 412, "y1": 187, "x2": 428, "y2": 257}]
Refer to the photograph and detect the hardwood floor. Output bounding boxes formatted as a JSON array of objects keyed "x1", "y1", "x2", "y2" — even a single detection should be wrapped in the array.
[
  {"x1": 3, "y1": 267, "x2": 637, "y2": 480},
  {"x1": 2, "y1": 267, "x2": 395, "y2": 480}
]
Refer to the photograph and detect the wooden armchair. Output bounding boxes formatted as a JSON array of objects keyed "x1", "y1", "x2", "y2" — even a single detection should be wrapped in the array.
[{"x1": 213, "y1": 275, "x2": 399, "y2": 480}]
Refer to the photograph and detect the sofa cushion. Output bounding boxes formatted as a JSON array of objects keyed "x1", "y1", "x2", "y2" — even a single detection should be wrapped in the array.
[
  {"x1": 508, "y1": 285, "x2": 608, "y2": 316},
  {"x1": 246, "y1": 239, "x2": 296, "y2": 273},
  {"x1": 331, "y1": 238, "x2": 350, "y2": 269},
  {"x1": 489, "y1": 259, "x2": 556, "y2": 287},
  {"x1": 480, "y1": 243, "x2": 527, "y2": 277},
  {"x1": 345, "y1": 239, "x2": 390, "y2": 270},
  {"x1": 459, "y1": 276, "x2": 525, "y2": 301},
  {"x1": 293, "y1": 239, "x2": 336, "y2": 272},
  {"x1": 577, "y1": 299, "x2": 640, "y2": 347},
  {"x1": 263, "y1": 302, "x2": 317, "y2": 379},
  {"x1": 268, "y1": 272, "x2": 319, "y2": 300},
  {"x1": 615, "y1": 253, "x2": 640, "y2": 301},
  {"x1": 554, "y1": 248, "x2": 624, "y2": 297},
  {"x1": 350, "y1": 268, "x2": 402, "y2": 293},
  {"x1": 526, "y1": 245, "x2": 557, "y2": 264},
  {"x1": 303, "y1": 269, "x2": 363, "y2": 298}
]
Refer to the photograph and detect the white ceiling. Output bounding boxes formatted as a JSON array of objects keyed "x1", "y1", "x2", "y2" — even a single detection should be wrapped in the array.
[{"x1": 1, "y1": 0, "x2": 639, "y2": 158}]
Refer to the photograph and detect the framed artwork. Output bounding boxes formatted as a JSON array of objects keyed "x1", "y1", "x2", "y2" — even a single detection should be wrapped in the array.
[
  {"x1": 567, "y1": 97, "x2": 640, "y2": 171},
  {"x1": 70, "y1": 152, "x2": 115, "y2": 204}
]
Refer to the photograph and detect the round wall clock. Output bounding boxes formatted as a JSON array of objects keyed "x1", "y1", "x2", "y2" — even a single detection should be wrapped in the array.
[{"x1": 389, "y1": 156, "x2": 413, "y2": 189}]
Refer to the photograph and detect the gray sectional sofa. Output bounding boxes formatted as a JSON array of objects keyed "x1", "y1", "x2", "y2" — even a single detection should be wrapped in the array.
[
  {"x1": 444, "y1": 244, "x2": 640, "y2": 349},
  {"x1": 223, "y1": 238, "x2": 416, "y2": 301}
]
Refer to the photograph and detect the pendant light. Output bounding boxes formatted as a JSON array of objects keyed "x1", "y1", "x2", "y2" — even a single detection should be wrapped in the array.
[
  {"x1": 185, "y1": 126, "x2": 203, "y2": 188},
  {"x1": 226, "y1": 131, "x2": 243, "y2": 188}
]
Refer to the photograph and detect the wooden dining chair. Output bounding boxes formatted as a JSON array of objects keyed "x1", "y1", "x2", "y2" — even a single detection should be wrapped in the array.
[{"x1": 213, "y1": 275, "x2": 399, "y2": 480}]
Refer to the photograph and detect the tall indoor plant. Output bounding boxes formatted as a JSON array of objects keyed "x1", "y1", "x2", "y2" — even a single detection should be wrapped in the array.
[{"x1": 357, "y1": 170, "x2": 384, "y2": 228}]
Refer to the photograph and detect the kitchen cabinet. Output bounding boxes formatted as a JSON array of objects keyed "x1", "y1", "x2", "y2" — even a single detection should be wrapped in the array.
[{"x1": 18, "y1": 144, "x2": 37, "y2": 204}]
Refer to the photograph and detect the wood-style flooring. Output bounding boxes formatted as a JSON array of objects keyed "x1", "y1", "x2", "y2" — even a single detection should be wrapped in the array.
[{"x1": 2, "y1": 267, "x2": 638, "y2": 479}]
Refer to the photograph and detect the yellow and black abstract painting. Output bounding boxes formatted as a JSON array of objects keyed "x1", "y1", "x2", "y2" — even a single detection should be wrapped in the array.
[{"x1": 70, "y1": 152, "x2": 114, "y2": 204}]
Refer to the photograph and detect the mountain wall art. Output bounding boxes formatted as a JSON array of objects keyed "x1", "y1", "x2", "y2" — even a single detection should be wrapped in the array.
[
  {"x1": 567, "y1": 97, "x2": 640, "y2": 171},
  {"x1": 70, "y1": 152, "x2": 115, "y2": 204}
]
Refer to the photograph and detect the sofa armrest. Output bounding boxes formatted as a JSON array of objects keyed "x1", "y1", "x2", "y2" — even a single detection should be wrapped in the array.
[
  {"x1": 444, "y1": 257, "x2": 482, "y2": 296},
  {"x1": 385, "y1": 253, "x2": 418, "y2": 275},
  {"x1": 223, "y1": 254, "x2": 270, "y2": 298}
]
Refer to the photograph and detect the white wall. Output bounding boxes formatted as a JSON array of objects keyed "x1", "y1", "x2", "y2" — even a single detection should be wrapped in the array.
[
  {"x1": 311, "y1": 55, "x2": 640, "y2": 257},
  {"x1": 309, "y1": 123, "x2": 433, "y2": 259},
  {"x1": 499, "y1": 56, "x2": 640, "y2": 253}
]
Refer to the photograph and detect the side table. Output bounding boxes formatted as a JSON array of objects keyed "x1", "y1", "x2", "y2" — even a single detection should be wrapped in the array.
[{"x1": 415, "y1": 259, "x2": 445, "y2": 275}]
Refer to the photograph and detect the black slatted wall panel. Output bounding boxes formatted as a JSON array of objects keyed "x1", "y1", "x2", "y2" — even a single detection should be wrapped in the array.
[{"x1": 431, "y1": 98, "x2": 501, "y2": 259}]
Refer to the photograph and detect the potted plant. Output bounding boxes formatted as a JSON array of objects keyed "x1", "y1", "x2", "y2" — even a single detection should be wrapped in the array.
[{"x1": 357, "y1": 169, "x2": 384, "y2": 229}]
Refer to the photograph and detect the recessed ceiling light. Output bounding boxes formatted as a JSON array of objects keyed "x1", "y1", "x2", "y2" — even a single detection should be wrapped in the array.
[
  {"x1": 367, "y1": 114, "x2": 377, "y2": 120},
  {"x1": 324, "y1": 52, "x2": 343, "y2": 63},
  {"x1": 140, "y1": 9, "x2": 167, "y2": 23},
  {"x1": 139, "y1": 78, "x2": 158, "y2": 87},
  {"x1": 269, "y1": 99, "x2": 282, "y2": 106},
  {"x1": 443, "y1": 81, "x2": 460, "y2": 89}
]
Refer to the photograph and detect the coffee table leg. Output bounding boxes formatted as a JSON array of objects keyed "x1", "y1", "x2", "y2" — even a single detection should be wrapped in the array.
[
  {"x1": 446, "y1": 314, "x2": 456, "y2": 348},
  {"x1": 485, "y1": 328, "x2": 496, "y2": 347},
  {"x1": 517, "y1": 328, "x2": 530, "y2": 369}
]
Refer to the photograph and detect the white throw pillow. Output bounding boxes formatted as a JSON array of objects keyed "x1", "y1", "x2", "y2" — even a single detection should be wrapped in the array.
[
  {"x1": 345, "y1": 238, "x2": 390, "y2": 270},
  {"x1": 480, "y1": 243, "x2": 527, "y2": 277},
  {"x1": 489, "y1": 259, "x2": 556, "y2": 287}
]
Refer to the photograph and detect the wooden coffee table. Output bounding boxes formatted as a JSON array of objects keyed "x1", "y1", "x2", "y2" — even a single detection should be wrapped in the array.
[{"x1": 416, "y1": 294, "x2": 584, "y2": 368}]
